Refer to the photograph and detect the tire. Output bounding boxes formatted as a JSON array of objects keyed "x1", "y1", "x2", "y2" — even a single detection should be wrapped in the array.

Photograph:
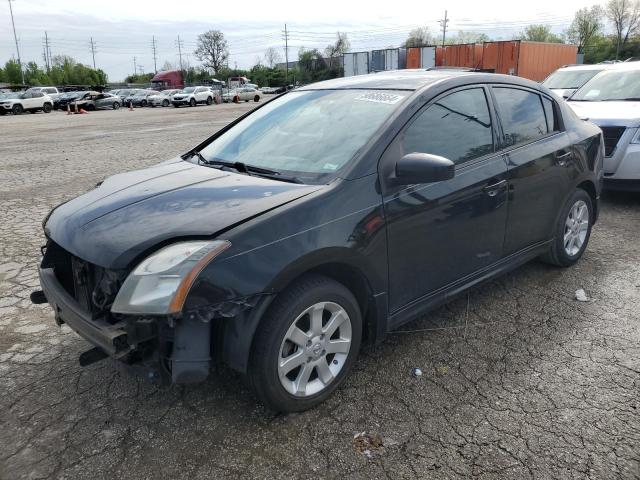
[
  {"x1": 113, "y1": 102, "x2": 120, "y2": 110},
  {"x1": 12, "y1": 104, "x2": 23, "y2": 114},
  {"x1": 141, "y1": 100, "x2": 147, "y2": 107},
  {"x1": 248, "y1": 274, "x2": 362, "y2": 412},
  {"x1": 189, "y1": 98, "x2": 196, "y2": 107},
  {"x1": 162, "y1": 99, "x2": 169, "y2": 107},
  {"x1": 86, "y1": 104, "x2": 96, "y2": 111},
  {"x1": 206, "y1": 96, "x2": 213, "y2": 105},
  {"x1": 173, "y1": 103, "x2": 179, "y2": 108},
  {"x1": 42, "y1": 103, "x2": 52, "y2": 113},
  {"x1": 541, "y1": 189, "x2": 593, "y2": 267},
  {"x1": 254, "y1": 95, "x2": 260, "y2": 102}
]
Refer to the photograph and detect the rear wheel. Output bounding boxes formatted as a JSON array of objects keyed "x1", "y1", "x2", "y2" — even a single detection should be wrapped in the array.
[
  {"x1": 86, "y1": 104, "x2": 96, "y2": 111},
  {"x1": 189, "y1": 98, "x2": 196, "y2": 107},
  {"x1": 42, "y1": 103, "x2": 52, "y2": 113},
  {"x1": 141, "y1": 100, "x2": 147, "y2": 107},
  {"x1": 12, "y1": 104, "x2": 23, "y2": 115},
  {"x1": 541, "y1": 189, "x2": 593, "y2": 267},
  {"x1": 249, "y1": 274, "x2": 362, "y2": 412},
  {"x1": 254, "y1": 95, "x2": 260, "y2": 102},
  {"x1": 162, "y1": 99, "x2": 169, "y2": 107},
  {"x1": 206, "y1": 96, "x2": 213, "y2": 105}
]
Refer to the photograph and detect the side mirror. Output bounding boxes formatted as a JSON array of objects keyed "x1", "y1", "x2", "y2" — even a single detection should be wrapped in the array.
[{"x1": 394, "y1": 153, "x2": 455, "y2": 185}]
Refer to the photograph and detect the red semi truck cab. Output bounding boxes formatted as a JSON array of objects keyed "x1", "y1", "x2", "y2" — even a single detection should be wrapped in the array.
[{"x1": 151, "y1": 70, "x2": 184, "y2": 90}]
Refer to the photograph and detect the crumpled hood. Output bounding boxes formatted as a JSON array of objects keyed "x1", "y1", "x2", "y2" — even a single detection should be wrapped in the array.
[
  {"x1": 45, "y1": 160, "x2": 321, "y2": 269},
  {"x1": 568, "y1": 101, "x2": 640, "y2": 127}
]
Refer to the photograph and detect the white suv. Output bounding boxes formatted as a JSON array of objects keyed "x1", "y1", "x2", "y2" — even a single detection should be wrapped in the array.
[
  {"x1": 568, "y1": 62, "x2": 640, "y2": 191},
  {"x1": 171, "y1": 86, "x2": 213, "y2": 107},
  {"x1": 0, "y1": 91, "x2": 53, "y2": 115}
]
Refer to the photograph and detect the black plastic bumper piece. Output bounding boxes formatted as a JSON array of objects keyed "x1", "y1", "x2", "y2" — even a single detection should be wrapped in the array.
[{"x1": 38, "y1": 267, "x2": 129, "y2": 356}]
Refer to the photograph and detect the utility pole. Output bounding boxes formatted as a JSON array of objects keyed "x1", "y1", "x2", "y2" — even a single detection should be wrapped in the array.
[
  {"x1": 7, "y1": 0, "x2": 25, "y2": 85},
  {"x1": 439, "y1": 10, "x2": 449, "y2": 47},
  {"x1": 176, "y1": 35, "x2": 184, "y2": 71},
  {"x1": 283, "y1": 23, "x2": 289, "y2": 85},
  {"x1": 151, "y1": 35, "x2": 158, "y2": 73},
  {"x1": 43, "y1": 31, "x2": 50, "y2": 72},
  {"x1": 133, "y1": 56, "x2": 137, "y2": 77},
  {"x1": 89, "y1": 37, "x2": 97, "y2": 69}
]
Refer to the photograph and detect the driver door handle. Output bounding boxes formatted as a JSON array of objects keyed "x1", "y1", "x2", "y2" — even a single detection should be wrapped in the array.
[
  {"x1": 556, "y1": 151, "x2": 572, "y2": 166},
  {"x1": 483, "y1": 179, "x2": 507, "y2": 197}
]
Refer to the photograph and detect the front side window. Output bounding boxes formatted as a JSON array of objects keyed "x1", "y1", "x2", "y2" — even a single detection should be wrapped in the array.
[
  {"x1": 198, "y1": 89, "x2": 407, "y2": 183},
  {"x1": 402, "y1": 88, "x2": 494, "y2": 164},
  {"x1": 493, "y1": 88, "x2": 548, "y2": 147}
]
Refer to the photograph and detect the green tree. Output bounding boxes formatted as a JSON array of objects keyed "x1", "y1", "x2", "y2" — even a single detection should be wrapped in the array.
[
  {"x1": 519, "y1": 24, "x2": 564, "y2": 43},
  {"x1": 403, "y1": 27, "x2": 434, "y2": 47},
  {"x1": 194, "y1": 30, "x2": 229, "y2": 74},
  {"x1": 448, "y1": 31, "x2": 490, "y2": 44},
  {"x1": 606, "y1": 0, "x2": 640, "y2": 58},
  {"x1": 325, "y1": 32, "x2": 350, "y2": 72},
  {"x1": 567, "y1": 6, "x2": 605, "y2": 53},
  {"x1": 3, "y1": 59, "x2": 23, "y2": 84}
]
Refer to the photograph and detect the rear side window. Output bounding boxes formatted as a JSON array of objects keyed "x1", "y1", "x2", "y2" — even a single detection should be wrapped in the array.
[
  {"x1": 493, "y1": 87, "x2": 549, "y2": 147},
  {"x1": 402, "y1": 88, "x2": 494, "y2": 165}
]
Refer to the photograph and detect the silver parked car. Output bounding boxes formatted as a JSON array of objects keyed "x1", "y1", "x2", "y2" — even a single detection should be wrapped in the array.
[
  {"x1": 542, "y1": 64, "x2": 608, "y2": 99},
  {"x1": 568, "y1": 62, "x2": 640, "y2": 191},
  {"x1": 148, "y1": 89, "x2": 181, "y2": 107}
]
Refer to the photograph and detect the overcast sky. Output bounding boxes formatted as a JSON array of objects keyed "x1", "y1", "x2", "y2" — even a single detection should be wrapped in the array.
[{"x1": 1, "y1": 0, "x2": 605, "y2": 82}]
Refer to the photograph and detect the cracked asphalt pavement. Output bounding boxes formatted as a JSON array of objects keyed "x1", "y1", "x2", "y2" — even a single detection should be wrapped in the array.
[{"x1": 1, "y1": 103, "x2": 639, "y2": 480}]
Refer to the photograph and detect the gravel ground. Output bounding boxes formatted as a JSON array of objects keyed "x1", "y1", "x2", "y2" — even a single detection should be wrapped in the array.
[{"x1": 1, "y1": 104, "x2": 639, "y2": 480}]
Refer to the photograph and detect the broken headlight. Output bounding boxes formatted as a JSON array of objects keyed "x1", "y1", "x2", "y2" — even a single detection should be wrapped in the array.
[{"x1": 111, "y1": 240, "x2": 231, "y2": 315}]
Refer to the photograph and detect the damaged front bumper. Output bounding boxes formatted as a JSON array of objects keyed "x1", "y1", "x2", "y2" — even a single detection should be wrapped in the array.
[{"x1": 36, "y1": 265, "x2": 267, "y2": 384}]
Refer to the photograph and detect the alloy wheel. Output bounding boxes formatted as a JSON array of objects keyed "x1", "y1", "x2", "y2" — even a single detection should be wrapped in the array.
[
  {"x1": 564, "y1": 200, "x2": 589, "y2": 256},
  {"x1": 278, "y1": 301, "x2": 352, "y2": 397}
]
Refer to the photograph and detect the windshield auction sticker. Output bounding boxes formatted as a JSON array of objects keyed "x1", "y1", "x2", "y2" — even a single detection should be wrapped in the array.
[{"x1": 354, "y1": 92, "x2": 405, "y2": 105}]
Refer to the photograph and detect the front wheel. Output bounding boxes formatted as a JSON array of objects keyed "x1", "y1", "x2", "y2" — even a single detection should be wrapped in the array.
[
  {"x1": 249, "y1": 274, "x2": 362, "y2": 412},
  {"x1": 189, "y1": 98, "x2": 196, "y2": 107},
  {"x1": 162, "y1": 99, "x2": 169, "y2": 107},
  {"x1": 113, "y1": 102, "x2": 120, "y2": 110},
  {"x1": 206, "y1": 96, "x2": 213, "y2": 105},
  {"x1": 141, "y1": 100, "x2": 147, "y2": 107},
  {"x1": 254, "y1": 95, "x2": 260, "y2": 102},
  {"x1": 12, "y1": 104, "x2": 23, "y2": 115},
  {"x1": 541, "y1": 189, "x2": 593, "y2": 267},
  {"x1": 42, "y1": 103, "x2": 52, "y2": 113}
]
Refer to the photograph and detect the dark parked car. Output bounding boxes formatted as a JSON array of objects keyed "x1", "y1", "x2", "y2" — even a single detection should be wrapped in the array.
[{"x1": 34, "y1": 71, "x2": 603, "y2": 412}]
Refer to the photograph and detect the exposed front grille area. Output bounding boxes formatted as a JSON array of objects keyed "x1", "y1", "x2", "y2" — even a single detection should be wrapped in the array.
[
  {"x1": 600, "y1": 126, "x2": 626, "y2": 157},
  {"x1": 41, "y1": 241, "x2": 126, "y2": 320}
]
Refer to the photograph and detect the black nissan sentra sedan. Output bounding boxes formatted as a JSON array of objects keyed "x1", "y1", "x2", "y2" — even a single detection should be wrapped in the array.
[{"x1": 34, "y1": 70, "x2": 604, "y2": 412}]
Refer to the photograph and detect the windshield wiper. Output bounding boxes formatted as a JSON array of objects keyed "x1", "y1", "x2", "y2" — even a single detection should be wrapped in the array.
[
  {"x1": 602, "y1": 97, "x2": 640, "y2": 101},
  {"x1": 189, "y1": 151, "x2": 303, "y2": 184}
]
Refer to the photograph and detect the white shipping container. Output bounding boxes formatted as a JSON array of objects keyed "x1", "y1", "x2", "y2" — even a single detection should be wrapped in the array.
[
  {"x1": 343, "y1": 52, "x2": 370, "y2": 77},
  {"x1": 420, "y1": 47, "x2": 436, "y2": 68}
]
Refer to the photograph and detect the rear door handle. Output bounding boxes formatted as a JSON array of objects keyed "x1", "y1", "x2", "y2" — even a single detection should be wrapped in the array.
[
  {"x1": 556, "y1": 151, "x2": 572, "y2": 166},
  {"x1": 483, "y1": 179, "x2": 507, "y2": 197}
]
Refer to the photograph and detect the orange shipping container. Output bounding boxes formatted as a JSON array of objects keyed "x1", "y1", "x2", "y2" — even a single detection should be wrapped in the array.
[
  {"x1": 406, "y1": 48, "x2": 421, "y2": 69},
  {"x1": 481, "y1": 41, "x2": 577, "y2": 81},
  {"x1": 435, "y1": 46, "x2": 444, "y2": 67},
  {"x1": 441, "y1": 43, "x2": 483, "y2": 68}
]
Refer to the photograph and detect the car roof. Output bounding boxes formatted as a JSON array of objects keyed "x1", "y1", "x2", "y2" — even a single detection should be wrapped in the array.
[
  {"x1": 555, "y1": 64, "x2": 608, "y2": 71},
  {"x1": 299, "y1": 69, "x2": 546, "y2": 92},
  {"x1": 598, "y1": 60, "x2": 640, "y2": 71}
]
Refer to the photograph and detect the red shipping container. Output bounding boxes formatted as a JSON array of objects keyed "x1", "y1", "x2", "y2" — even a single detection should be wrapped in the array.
[{"x1": 406, "y1": 48, "x2": 421, "y2": 69}]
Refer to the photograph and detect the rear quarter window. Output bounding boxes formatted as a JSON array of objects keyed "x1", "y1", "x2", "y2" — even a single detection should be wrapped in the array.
[{"x1": 493, "y1": 87, "x2": 549, "y2": 147}]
